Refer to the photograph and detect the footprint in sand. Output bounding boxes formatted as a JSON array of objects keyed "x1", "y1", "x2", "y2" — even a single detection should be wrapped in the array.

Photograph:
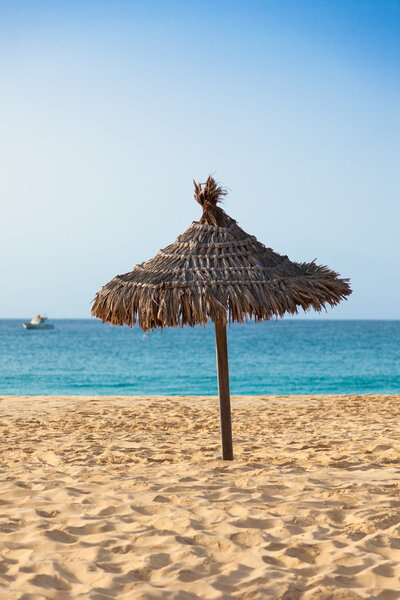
[
  {"x1": 30, "y1": 573, "x2": 71, "y2": 591},
  {"x1": 36, "y1": 509, "x2": 60, "y2": 518},
  {"x1": 110, "y1": 544, "x2": 134, "y2": 555},
  {"x1": 44, "y1": 529, "x2": 77, "y2": 544},
  {"x1": 34, "y1": 451, "x2": 60, "y2": 466}
]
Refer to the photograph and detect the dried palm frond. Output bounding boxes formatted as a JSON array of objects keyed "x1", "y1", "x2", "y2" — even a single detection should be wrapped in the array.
[{"x1": 92, "y1": 176, "x2": 351, "y2": 331}]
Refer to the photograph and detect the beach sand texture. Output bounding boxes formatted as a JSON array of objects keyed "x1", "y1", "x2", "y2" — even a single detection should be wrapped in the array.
[{"x1": 0, "y1": 394, "x2": 399, "y2": 600}]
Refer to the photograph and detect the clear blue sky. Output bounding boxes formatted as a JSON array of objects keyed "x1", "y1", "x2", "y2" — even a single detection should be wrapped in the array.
[{"x1": 1, "y1": 1, "x2": 399, "y2": 319}]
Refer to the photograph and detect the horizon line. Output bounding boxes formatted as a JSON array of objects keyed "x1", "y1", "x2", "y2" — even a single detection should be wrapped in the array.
[{"x1": 2, "y1": 317, "x2": 399, "y2": 322}]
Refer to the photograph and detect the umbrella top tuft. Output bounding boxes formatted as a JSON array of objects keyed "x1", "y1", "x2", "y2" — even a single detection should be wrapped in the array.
[{"x1": 194, "y1": 175, "x2": 232, "y2": 227}]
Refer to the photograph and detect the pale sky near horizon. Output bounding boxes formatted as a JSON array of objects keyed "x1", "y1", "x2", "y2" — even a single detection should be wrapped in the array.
[{"x1": 1, "y1": 1, "x2": 399, "y2": 319}]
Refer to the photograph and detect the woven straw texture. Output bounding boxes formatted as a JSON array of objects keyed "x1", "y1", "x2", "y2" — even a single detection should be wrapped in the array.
[{"x1": 92, "y1": 177, "x2": 351, "y2": 331}]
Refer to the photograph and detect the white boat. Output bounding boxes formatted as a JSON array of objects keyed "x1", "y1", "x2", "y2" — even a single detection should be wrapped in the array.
[{"x1": 22, "y1": 315, "x2": 55, "y2": 330}]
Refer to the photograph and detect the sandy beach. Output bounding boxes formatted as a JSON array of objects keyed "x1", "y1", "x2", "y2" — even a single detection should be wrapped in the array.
[{"x1": 0, "y1": 394, "x2": 399, "y2": 599}]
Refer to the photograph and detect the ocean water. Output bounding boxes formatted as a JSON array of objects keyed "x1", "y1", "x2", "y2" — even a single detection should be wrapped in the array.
[{"x1": 0, "y1": 320, "x2": 399, "y2": 396}]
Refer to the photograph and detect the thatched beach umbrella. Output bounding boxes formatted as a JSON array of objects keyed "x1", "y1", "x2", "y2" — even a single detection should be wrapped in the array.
[{"x1": 92, "y1": 176, "x2": 351, "y2": 460}]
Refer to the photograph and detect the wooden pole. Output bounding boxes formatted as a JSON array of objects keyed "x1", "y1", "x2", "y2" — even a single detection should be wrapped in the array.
[{"x1": 214, "y1": 322, "x2": 233, "y2": 460}]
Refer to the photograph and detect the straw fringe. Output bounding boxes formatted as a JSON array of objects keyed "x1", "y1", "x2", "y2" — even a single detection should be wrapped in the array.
[{"x1": 92, "y1": 177, "x2": 351, "y2": 331}]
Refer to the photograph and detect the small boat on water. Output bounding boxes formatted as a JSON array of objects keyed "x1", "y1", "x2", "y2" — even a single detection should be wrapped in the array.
[{"x1": 22, "y1": 315, "x2": 55, "y2": 330}]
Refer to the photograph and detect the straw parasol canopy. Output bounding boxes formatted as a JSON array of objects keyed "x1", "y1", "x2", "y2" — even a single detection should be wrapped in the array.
[{"x1": 92, "y1": 176, "x2": 351, "y2": 460}]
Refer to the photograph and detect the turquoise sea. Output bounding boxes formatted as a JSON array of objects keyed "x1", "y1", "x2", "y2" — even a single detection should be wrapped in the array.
[{"x1": 0, "y1": 320, "x2": 399, "y2": 396}]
